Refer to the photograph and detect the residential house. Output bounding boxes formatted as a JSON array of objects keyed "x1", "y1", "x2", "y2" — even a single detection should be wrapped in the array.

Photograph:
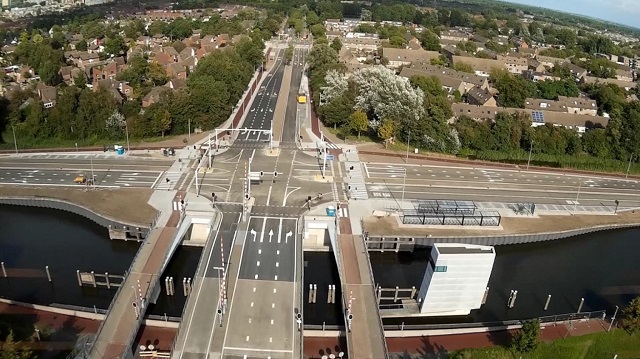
[
  {"x1": 59, "y1": 66, "x2": 83, "y2": 86},
  {"x1": 451, "y1": 56, "x2": 507, "y2": 77},
  {"x1": 566, "y1": 63, "x2": 587, "y2": 79},
  {"x1": 582, "y1": 76, "x2": 638, "y2": 91},
  {"x1": 440, "y1": 29, "x2": 468, "y2": 42},
  {"x1": 408, "y1": 63, "x2": 490, "y2": 92},
  {"x1": 497, "y1": 54, "x2": 528, "y2": 74},
  {"x1": 94, "y1": 79, "x2": 127, "y2": 104},
  {"x1": 136, "y1": 36, "x2": 152, "y2": 46},
  {"x1": 535, "y1": 55, "x2": 568, "y2": 68},
  {"x1": 557, "y1": 96, "x2": 597, "y2": 116},
  {"x1": 466, "y1": 86, "x2": 496, "y2": 107},
  {"x1": 614, "y1": 68, "x2": 634, "y2": 82},
  {"x1": 142, "y1": 86, "x2": 170, "y2": 108},
  {"x1": 517, "y1": 47, "x2": 538, "y2": 57},
  {"x1": 452, "y1": 103, "x2": 608, "y2": 133},
  {"x1": 65, "y1": 51, "x2": 100, "y2": 68},
  {"x1": 523, "y1": 70, "x2": 560, "y2": 82},
  {"x1": 92, "y1": 62, "x2": 122, "y2": 86},
  {"x1": 399, "y1": 67, "x2": 466, "y2": 95},
  {"x1": 37, "y1": 83, "x2": 57, "y2": 108},
  {"x1": 165, "y1": 63, "x2": 188, "y2": 80},
  {"x1": 339, "y1": 47, "x2": 368, "y2": 73},
  {"x1": 406, "y1": 37, "x2": 422, "y2": 50},
  {"x1": 609, "y1": 54, "x2": 638, "y2": 69},
  {"x1": 524, "y1": 98, "x2": 569, "y2": 113},
  {"x1": 343, "y1": 37, "x2": 384, "y2": 54},
  {"x1": 164, "y1": 79, "x2": 187, "y2": 90},
  {"x1": 527, "y1": 58, "x2": 547, "y2": 73},
  {"x1": 382, "y1": 48, "x2": 440, "y2": 69}
]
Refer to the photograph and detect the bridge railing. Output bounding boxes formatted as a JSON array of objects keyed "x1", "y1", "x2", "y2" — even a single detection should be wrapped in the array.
[
  {"x1": 358, "y1": 218, "x2": 389, "y2": 359},
  {"x1": 87, "y1": 211, "x2": 161, "y2": 359}
]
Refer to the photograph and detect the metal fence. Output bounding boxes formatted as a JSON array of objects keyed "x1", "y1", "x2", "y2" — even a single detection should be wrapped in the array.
[{"x1": 402, "y1": 210, "x2": 501, "y2": 226}]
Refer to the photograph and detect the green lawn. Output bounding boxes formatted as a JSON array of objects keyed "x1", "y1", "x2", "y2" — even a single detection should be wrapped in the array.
[{"x1": 452, "y1": 330, "x2": 640, "y2": 359}]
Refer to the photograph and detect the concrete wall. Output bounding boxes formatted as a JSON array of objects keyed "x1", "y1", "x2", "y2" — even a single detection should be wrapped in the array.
[
  {"x1": 368, "y1": 221, "x2": 640, "y2": 248},
  {"x1": 0, "y1": 196, "x2": 153, "y2": 232}
]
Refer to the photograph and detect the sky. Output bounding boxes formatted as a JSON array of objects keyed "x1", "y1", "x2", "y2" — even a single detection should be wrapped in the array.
[{"x1": 502, "y1": 0, "x2": 640, "y2": 29}]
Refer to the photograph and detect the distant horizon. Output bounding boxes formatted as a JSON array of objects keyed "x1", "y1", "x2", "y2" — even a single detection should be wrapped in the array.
[{"x1": 500, "y1": 0, "x2": 640, "y2": 30}]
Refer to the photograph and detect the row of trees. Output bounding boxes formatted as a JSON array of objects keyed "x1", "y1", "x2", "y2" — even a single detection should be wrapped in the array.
[{"x1": 489, "y1": 69, "x2": 580, "y2": 108}]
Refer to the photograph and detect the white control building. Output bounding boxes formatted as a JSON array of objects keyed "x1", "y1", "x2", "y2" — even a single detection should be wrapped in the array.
[{"x1": 417, "y1": 243, "x2": 495, "y2": 316}]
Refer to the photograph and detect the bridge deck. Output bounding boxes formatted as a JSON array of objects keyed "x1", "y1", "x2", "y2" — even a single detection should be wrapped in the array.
[
  {"x1": 89, "y1": 193, "x2": 183, "y2": 359},
  {"x1": 337, "y1": 213, "x2": 387, "y2": 359}
]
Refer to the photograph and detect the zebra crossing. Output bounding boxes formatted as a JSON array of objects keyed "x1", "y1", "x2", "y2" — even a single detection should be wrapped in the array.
[
  {"x1": 324, "y1": 142, "x2": 340, "y2": 149},
  {"x1": 154, "y1": 171, "x2": 183, "y2": 190},
  {"x1": 345, "y1": 161, "x2": 369, "y2": 200}
]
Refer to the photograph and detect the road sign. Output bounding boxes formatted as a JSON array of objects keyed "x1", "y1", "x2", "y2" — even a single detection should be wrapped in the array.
[{"x1": 326, "y1": 154, "x2": 334, "y2": 161}]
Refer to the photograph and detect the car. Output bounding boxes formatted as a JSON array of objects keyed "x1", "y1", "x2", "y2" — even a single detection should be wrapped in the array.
[{"x1": 74, "y1": 174, "x2": 87, "y2": 184}]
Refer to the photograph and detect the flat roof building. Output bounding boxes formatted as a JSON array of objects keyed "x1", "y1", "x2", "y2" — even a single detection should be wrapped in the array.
[{"x1": 417, "y1": 243, "x2": 495, "y2": 316}]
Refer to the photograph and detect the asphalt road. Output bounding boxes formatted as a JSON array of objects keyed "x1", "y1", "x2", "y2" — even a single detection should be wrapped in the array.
[
  {"x1": 362, "y1": 162, "x2": 640, "y2": 207},
  {"x1": 238, "y1": 48, "x2": 286, "y2": 143},
  {"x1": 172, "y1": 207, "x2": 241, "y2": 359},
  {"x1": 222, "y1": 216, "x2": 298, "y2": 359},
  {"x1": 281, "y1": 47, "x2": 308, "y2": 144},
  {"x1": 0, "y1": 168, "x2": 163, "y2": 188}
]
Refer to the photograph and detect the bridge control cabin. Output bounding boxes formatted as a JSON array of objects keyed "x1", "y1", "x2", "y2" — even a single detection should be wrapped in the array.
[{"x1": 417, "y1": 243, "x2": 495, "y2": 316}]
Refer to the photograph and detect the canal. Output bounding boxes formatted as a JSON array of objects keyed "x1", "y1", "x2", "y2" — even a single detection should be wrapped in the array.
[{"x1": 2, "y1": 205, "x2": 639, "y2": 326}]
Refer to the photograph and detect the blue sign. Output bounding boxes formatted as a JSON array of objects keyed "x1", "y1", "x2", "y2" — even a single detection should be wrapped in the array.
[{"x1": 326, "y1": 154, "x2": 335, "y2": 161}]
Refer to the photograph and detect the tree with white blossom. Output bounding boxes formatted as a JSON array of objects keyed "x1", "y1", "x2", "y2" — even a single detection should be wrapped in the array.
[
  {"x1": 322, "y1": 69, "x2": 348, "y2": 103},
  {"x1": 351, "y1": 66, "x2": 425, "y2": 127}
]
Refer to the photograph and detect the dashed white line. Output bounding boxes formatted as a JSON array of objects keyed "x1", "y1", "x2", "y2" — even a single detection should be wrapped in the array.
[
  {"x1": 275, "y1": 262, "x2": 279, "y2": 267},
  {"x1": 258, "y1": 249, "x2": 261, "y2": 255},
  {"x1": 246, "y1": 336, "x2": 250, "y2": 342},
  {"x1": 272, "y1": 303, "x2": 275, "y2": 308},
  {"x1": 270, "y1": 319, "x2": 274, "y2": 325},
  {"x1": 257, "y1": 261, "x2": 260, "y2": 267},
  {"x1": 273, "y1": 288, "x2": 277, "y2": 293},
  {"x1": 254, "y1": 274, "x2": 258, "y2": 279},
  {"x1": 250, "y1": 302, "x2": 254, "y2": 307}
]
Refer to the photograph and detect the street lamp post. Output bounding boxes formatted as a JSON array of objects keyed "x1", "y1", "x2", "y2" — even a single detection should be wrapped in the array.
[
  {"x1": 608, "y1": 305, "x2": 619, "y2": 332},
  {"x1": 574, "y1": 181, "x2": 582, "y2": 213},
  {"x1": 401, "y1": 168, "x2": 407, "y2": 204},
  {"x1": 526, "y1": 141, "x2": 533, "y2": 170},
  {"x1": 90, "y1": 155, "x2": 96, "y2": 188},
  {"x1": 11, "y1": 126, "x2": 17, "y2": 154},
  {"x1": 125, "y1": 120, "x2": 130, "y2": 154},
  {"x1": 405, "y1": 129, "x2": 411, "y2": 164},
  {"x1": 625, "y1": 154, "x2": 633, "y2": 179}
]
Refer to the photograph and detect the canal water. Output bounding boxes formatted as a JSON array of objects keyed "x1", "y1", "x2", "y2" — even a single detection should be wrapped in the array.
[
  {"x1": 2, "y1": 204, "x2": 640, "y2": 326},
  {"x1": 0, "y1": 204, "x2": 200, "y2": 318}
]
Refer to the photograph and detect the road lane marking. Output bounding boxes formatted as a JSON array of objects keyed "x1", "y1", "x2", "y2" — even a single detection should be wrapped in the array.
[
  {"x1": 257, "y1": 261, "x2": 260, "y2": 267},
  {"x1": 274, "y1": 275, "x2": 278, "y2": 280},
  {"x1": 246, "y1": 336, "x2": 250, "y2": 342},
  {"x1": 273, "y1": 288, "x2": 276, "y2": 293},
  {"x1": 254, "y1": 274, "x2": 258, "y2": 279},
  {"x1": 272, "y1": 303, "x2": 275, "y2": 308}
]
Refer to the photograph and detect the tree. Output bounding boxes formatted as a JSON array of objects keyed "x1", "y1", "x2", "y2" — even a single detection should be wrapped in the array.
[
  {"x1": 511, "y1": 319, "x2": 540, "y2": 353},
  {"x1": 330, "y1": 37, "x2": 342, "y2": 53},
  {"x1": 285, "y1": 44, "x2": 294, "y2": 65},
  {"x1": 104, "y1": 35, "x2": 127, "y2": 56},
  {"x1": 377, "y1": 118, "x2": 397, "y2": 147},
  {"x1": 419, "y1": 30, "x2": 440, "y2": 51},
  {"x1": 0, "y1": 331, "x2": 35, "y2": 359},
  {"x1": 75, "y1": 39, "x2": 87, "y2": 51},
  {"x1": 147, "y1": 62, "x2": 168, "y2": 86},
  {"x1": 352, "y1": 66, "x2": 424, "y2": 124},
  {"x1": 153, "y1": 110, "x2": 172, "y2": 137},
  {"x1": 622, "y1": 296, "x2": 640, "y2": 334},
  {"x1": 349, "y1": 110, "x2": 368, "y2": 139}
]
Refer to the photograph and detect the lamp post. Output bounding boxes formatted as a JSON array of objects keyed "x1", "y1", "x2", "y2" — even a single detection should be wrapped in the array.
[
  {"x1": 125, "y1": 120, "x2": 130, "y2": 154},
  {"x1": 90, "y1": 155, "x2": 96, "y2": 188},
  {"x1": 401, "y1": 168, "x2": 407, "y2": 204},
  {"x1": 11, "y1": 126, "x2": 17, "y2": 154},
  {"x1": 626, "y1": 154, "x2": 633, "y2": 179},
  {"x1": 526, "y1": 141, "x2": 533, "y2": 170},
  {"x1": 574, "y1": 181, "x2": 582, "y2": 213},
  {"x1": 405, "y1": 129, "x2": 411, "y2": 164}
]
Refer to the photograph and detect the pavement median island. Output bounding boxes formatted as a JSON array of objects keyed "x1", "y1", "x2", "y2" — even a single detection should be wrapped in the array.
[
  {"x1": 0, "y1": 186, "x2": 157, "y2": 226},
  {"x1": 273, "y1": 62, "x2": 293, "y2": 142}
]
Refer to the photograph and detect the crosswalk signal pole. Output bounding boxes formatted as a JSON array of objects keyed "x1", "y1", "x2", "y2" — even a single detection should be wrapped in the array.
[{"x1": 320, "y1": 131, "x2": 327, "y2": 179}]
